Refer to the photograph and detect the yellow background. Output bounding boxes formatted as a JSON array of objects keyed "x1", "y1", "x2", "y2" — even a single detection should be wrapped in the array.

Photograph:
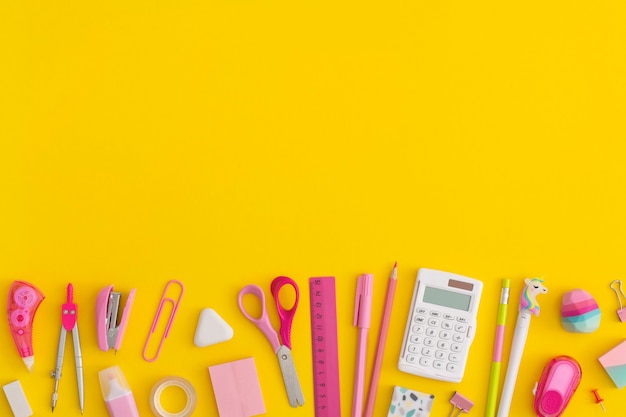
[{"x1": 1, "y1": 0, "x2": 626, "y2": 416}]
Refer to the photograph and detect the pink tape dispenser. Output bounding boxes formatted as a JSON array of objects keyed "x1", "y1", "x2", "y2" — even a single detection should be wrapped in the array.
[
  {"x1": 533, "y1": 356, "x2": 581, "y2": 417},
  {"x1": 7, "y1": 281, "x2": 45, "y2": 372},
  {"x1": 96, "y1": 286, "x2": 136, "y2": 353}
]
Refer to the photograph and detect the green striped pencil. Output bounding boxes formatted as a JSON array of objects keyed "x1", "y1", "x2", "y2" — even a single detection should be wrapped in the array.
[{"x1": 486, "y1": 279, "x2": 510, "y2": 417}]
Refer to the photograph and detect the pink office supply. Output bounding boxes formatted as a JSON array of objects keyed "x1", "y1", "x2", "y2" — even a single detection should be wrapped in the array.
[
  {"x1": 449, "y1": 391, "x2": 474, "y2": 416},
  {"x1": 208, "y1": 358, "x2": 266, "y2": 417},
  {"x1": 353, "y1": 273, "x2": 373, "y2": 417},
  {"x1": 7, "y1": 281, "x2": 45, "y2": 372},
  {"x1": 98, "y1": 366, "x2": 140, "y2": 417},
  {"x1": 533, "y1": 356, "x2": 581, "y2": 417},
  {"x1": 96, "y1": 285, "x2": 136, "y2": 352},
  {"x1": 364, "y1": 263, "x2": 398, "y2": 417},
  {"x1": 309, "y1": 277, "x2": 342, "y2": 417},
  {"x1": 142, "y1": 280, "x2": 184, "y2": 362}
]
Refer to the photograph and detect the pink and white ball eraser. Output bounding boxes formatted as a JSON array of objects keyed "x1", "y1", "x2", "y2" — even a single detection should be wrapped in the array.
[
  {"x1": 2, "y1": 380, "x2": 32, "y2": 417},
  {"x1": 560, "y1": 289, "x2": 601, "y2": 333}
]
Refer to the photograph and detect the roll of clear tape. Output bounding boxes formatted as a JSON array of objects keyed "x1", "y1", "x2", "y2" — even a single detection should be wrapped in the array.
[{"x1": 149, "y1": 376, "x2": 197, "y2": 417}]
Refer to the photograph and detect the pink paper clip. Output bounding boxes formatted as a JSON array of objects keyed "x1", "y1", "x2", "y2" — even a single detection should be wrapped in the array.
[{"x1": 142, "y1": 280, "x2": 184, "y2": 362}]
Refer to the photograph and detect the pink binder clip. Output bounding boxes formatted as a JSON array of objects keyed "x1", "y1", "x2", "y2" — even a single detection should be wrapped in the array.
[
  {"x1": 142, "y1": 280, "x2": 184, "y2": 362},
  {"x1": 96, "y1": 286, "x2": 136, "y2": 353},
  {"x1": 610, "y1": 280, "x2": 626, "y2": 322}
]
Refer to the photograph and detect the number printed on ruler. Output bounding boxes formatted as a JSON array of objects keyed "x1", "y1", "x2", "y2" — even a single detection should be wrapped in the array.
[{"x1": 309, "y1": 277, "x2": 341, "y2": 417}]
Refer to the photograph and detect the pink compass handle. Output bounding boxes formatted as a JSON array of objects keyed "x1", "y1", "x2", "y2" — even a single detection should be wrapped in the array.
[
  {"x1": 62, "y1": 283, "x2": 78, "y2": 331},
  {"x1": 238, "y1": 284, "x2": 281, "y2": 353},
  {"x1": 270, "y1": 276, "x2": 299, "y2": 350}
]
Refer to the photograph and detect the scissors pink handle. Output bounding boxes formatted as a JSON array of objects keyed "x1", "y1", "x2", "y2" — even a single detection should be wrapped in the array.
[
  {"x1": 238, "y1": 284, "x2": 281, "y2": 353},
  {"x1": 271, "y1": 276, "x2": 299, "y2": 350}
]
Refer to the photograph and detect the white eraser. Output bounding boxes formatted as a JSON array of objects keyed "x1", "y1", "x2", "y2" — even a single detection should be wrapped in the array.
[
  {"x1": 194, "y1": 308, "x2": 234, "y2": 347},
  {"x1": 2, "y1": 380, "x2": 33, "y2": 417}
]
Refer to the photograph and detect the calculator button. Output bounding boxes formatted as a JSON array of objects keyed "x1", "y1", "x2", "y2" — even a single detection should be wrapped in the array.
[
  {"x1": 430, "y1": 311, "x2": 441, "y2": 318},
  {"x1": 439, "y1": 330, "x2": 451, "y2": 340},
  {"x1": 426, "y1": 328, "x2": 437, "y2": 337},
  {"x1": 421, "y1": 347, "x2": 434, "y2": 357},
  {"x1": 451, "y1": 343, "x2": 463, "y2": 353},
  {"x1": 410, "y1": 334, "x2": 422, "y2": 344},
  {"x1": 442, "y1": 321, "x2": 453, "y2": 330},
  {"x1": 419, "y1": 357, "x2": 432, "y2": 367},
  {"x1": 437, "y1": 340, "x2": 450, "y2": 350},
  {"x1": 424, "y1": 338, "x2": 435, "y2": 347},
  {"x1": 427, "y1": 318, "x2": 440, "y2": 327},
  {"x1": 453, "y1": 333, "x2": 465, "y2": 343},
  {"x1": 446, "y1": 363, "x2": 459, "y2": 373},
  {"x1": 457, "y1": 316, "x2": 468, "y2": 323},
  {"x1": 449, "y1": 353, "x2": 461, "y2": 362},
  {"x1": 408, "y1": 344, "x2": 419, "y2": 353},
  {"x1": 433, "y1": 360, "x2": 444, "y2": 370},
  {"x1": 443, "y1": 313, "x2": 455, "y2": 320},
  {"x1": 416, "y1": 308, "x2": 427, "y2": 314},
  {"x1": 414, "y1": 316, "x2": 426, "y2": 324},
  {"x1": 455, "y1": 323, "x2": 467, "y2": 333},
  {"x1": 412, "y1": 325, "x2": 424, "y2": 334},
  {"x1": 406, "y1": 355, "x2": 418, "y2": 364},
  {"x1": 435, "y1": 350, "x2": 446, "y2": 359}
]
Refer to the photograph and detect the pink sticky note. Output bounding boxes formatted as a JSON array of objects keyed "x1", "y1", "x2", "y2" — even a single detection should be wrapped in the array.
[{"x1": 208, "y1": 358, "x2": 266, "y2": 417}]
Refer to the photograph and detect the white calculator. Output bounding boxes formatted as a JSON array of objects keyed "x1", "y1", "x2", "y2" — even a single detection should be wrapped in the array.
[{"x1": 398, "y1": 268, "x2": 483, "y2": 382}]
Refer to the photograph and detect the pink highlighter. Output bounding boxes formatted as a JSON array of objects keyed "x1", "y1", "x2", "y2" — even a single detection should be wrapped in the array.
[
  {"x1": 7, "y1": 281, "x2": 45, "y2": 372},
  {"x1": 533, "y1": 356, "x2": 581, "y2": 417},
  {"x1": 98, "y1": 366, "x2": 140, "y2": 417}
]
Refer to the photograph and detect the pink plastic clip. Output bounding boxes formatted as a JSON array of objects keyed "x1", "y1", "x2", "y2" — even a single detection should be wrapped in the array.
[
  {"x1": 142, "y1": 280, "x2": 184, "y2": 362},
  {"x1": 448, "y1": 392, "x2": 473, "y2": 417}
]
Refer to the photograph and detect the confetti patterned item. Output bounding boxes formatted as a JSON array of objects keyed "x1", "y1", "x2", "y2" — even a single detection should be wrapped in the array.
[{"x1": 387, "y1": 386, "x2": 434, "y2": 417}]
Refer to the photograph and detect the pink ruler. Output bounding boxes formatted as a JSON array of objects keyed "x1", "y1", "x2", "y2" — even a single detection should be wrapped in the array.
[{"x1": 309, "y1": 277, "x2": 342, "y2": 417}]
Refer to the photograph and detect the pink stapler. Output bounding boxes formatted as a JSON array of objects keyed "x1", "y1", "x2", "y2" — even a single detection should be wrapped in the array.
[
  {"x1": 533, "y1": 356, "x2": 582, "y2": 417},
  {"x1": 96, "y1": 286, "x2": 136, "y2": 353}
]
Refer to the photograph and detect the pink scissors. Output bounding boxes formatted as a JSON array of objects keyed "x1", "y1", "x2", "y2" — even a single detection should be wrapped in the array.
[{"x1": 238, "y1": 276, "x2": 305, "y2": 408}]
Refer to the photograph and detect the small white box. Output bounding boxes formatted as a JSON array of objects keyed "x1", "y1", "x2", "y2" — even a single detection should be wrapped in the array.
[{"x1": 2, "y1": 380, "x2": 33, "y2": 417}]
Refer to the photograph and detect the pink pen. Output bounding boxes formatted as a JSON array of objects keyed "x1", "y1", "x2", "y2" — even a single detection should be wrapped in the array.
[
  {"x1": 353, "y1": 273, "x2": 373, "y2": 417},
  {"x1": 364, "y1": 263, "x2": 398, "y2": 417}
]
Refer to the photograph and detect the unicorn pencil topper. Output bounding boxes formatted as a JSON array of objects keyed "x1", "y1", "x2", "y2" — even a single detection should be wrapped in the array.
[{"x1": 519, "y1": 278, "x2": 548, "y2": 316}]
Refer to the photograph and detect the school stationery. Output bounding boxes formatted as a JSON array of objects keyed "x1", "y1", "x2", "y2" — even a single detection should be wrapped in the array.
[
  {"x1": 238, "y1": 276, "x2": 305, "y2": 407},
  {"x1": 610, "y1": 280, "x2": 626, "y2": 322},
  {"x1": 497, "y1": 278, "x2": 548, "y2": 417},
  {"x1": 448, "y1": 391, "x2": 473, "y2": 417},
  {"x1": 365, "y1": 263, "x2": 398, "y2": 417},
  {"x1": 2, "y1": 381, "x2": 32, "y2": 417},
  {"x1": 309, "y1": 277, "x2": 341, "y2": 417},
  {"x1": 149, "y1": 376, "x2": 197, "y2": 417},
  {"x1": 387, "y1": 386, "x2": 434, "y2": 417},
  {"x1": 533, "y1": 356, "x2": 581, "y2": 417},
  {"x1": 398, "y1": 268, "x2": 483, "y2": 382},
  {"x1": 486, "y1": 279, "x2": 510, "y2": 417},
  {"x1": 96, "y1": 285, "x2": 136, "y2": 353},
  {"x1": 598, "y1": 339, "x2": 626, "y2": 388},
  {"x1": 7, "y1": 281, "x2": 45, "y2": 372},
  {"x1": 208, "y1": 358, "x2": 266, "y2": 417},
  {"x1": 353, "y1": 273, "x2": 373, "y2": 417},
  {"x1": 591, "y1": 389, "x2": 606, "y2": 412},
  {"x1": 193, "y1": 308, "x2": 233, "y2": 347},
  {"x1": 98, "y1": 366, "x2": 140, "y2": 417},
  {"x1": 560, "y1": 288, "x2": 601, "y2": 333},
  {"x1": 51, "y1": 283, "x2": 84, "y2": 413},
  {"x1": 142, "y1": 279, "x2": 184, "y2": 362}
]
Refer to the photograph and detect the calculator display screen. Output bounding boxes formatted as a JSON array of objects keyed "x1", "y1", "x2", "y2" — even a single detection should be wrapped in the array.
[{"x1": 423, "y1": 286, "x2": 471, "y2": 311}]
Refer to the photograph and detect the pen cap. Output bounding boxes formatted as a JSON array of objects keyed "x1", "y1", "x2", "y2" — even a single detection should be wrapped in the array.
[
  {"x1": 354, "y1": 274, "x2": 374, "y2": 328},
  {"x1": 98, "y1": 366, "x2": 140, "y2": 417}
]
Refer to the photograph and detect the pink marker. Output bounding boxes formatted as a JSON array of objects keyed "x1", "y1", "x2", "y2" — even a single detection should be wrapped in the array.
[
  {"x1": 98, "y1": 366, "x2": 139, "y2": 417},
  {"x1": 353, "y1": 273, "x2": 373, "y2": 417},
  {"x1": 7, "y1": 281, "x2": 45, "y2": 372}
]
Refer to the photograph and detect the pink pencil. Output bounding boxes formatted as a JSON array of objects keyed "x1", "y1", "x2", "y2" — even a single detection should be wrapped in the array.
[{"x1": 364, "y1": 262, "x2": 398, "y2": 417}]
